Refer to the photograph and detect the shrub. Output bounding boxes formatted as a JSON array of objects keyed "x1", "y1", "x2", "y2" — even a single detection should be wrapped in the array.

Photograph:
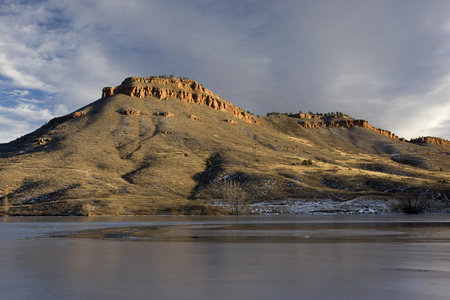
[
  {"x1": 396, "y1": 196, "x2": 430, "y2": 214},
  {"x1": 301, "y1": 159, "x2": 313, "y2": 166},
  {"x1": 1, "y1": 185, "x2": 11, "y2": 215},
  {"x1": 222, "y1": 180, "x2": 247, "y2": 215},
  {"x1": 1, "y1": 195, "x2": 9, "y2": 215}
]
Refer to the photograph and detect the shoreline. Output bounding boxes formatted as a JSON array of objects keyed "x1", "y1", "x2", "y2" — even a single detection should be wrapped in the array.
[
  {"x1": 55, "y1": 220, "x2": 450, "y2": 243},
  {"x1": 1, "y1": 196, "x2": 449, "y2": 217},
  {"x1": 237, "y1": 197, "x2": 450, "y2": 215}
]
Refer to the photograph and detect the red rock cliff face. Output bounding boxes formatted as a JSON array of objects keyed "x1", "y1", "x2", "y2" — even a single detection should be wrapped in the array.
[
  {"x1": 410, "y1": 136, "x2": 450, "y2": 146},
  {"x1": 296, "y1": 117, "x2": 450, "y2": 145},
  {"x1": 297, "y1": 118, "x2": 450, "y2": 145},
  {"x1": 298, "y1": 119, "x2": 402, "y2": 141},
  {"x1": 102, "y1": 77, "x2": 259, "y2": 125}
]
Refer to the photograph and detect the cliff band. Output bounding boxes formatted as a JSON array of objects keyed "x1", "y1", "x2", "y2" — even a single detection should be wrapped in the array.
[{"x1": 102, "y1": 77, "x2": 259, "y2": 124}]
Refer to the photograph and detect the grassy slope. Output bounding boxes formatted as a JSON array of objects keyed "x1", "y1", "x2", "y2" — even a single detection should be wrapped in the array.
[{"x1": 0, "y1": 93, "x2": 449, "y2": 215}]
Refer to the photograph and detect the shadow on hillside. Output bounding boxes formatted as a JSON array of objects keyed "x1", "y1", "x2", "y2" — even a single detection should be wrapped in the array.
[
  {"x1": 190, "y1": 153, "x2": 224, "y2": 199},
  {"x1": 4, "y1": 180, "x2": 81, "y2": 205},
  {"x1": 391, "y1": 154, "x2": 428, "y2": 169}
]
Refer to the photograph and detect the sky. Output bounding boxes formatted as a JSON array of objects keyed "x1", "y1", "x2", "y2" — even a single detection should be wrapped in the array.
[{"x1": 1, "y1": 0, "x2": 450, "y2": 143}]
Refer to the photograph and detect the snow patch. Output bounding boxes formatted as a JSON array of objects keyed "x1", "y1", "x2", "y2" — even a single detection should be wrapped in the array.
[{"x1": 249, "y1": 198, "x2": 396, "y2": 215}]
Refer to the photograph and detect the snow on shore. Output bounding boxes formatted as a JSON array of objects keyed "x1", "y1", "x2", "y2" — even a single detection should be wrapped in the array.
[{"x1": 247, "y1": 197, "x2": 449, "y2": 215}]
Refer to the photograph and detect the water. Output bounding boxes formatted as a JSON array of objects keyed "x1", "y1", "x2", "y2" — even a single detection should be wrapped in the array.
[{"x1": 1, "y1": 215, "x2": 449, "y2": 300}]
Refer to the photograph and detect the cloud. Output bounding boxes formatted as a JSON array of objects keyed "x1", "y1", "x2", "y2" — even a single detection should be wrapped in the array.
[
  {"x1": 0, "y1": 0, "x2": 449, "y2": 143},
  {"x1": 0, "y1": 115, "x2": 32, "y2": 142},
  {"x1": 0, "y1": 103, "x2": 53, "y2": 122},
  {"x1": 0, "y1": 102, "x2": 54, "y2": 142}
]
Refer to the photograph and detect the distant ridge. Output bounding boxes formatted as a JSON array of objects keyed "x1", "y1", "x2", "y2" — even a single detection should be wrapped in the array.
[
  {"x1": 409, "y1": 136, "x2": 450, "y2": 146},
  {"x1": 0, "y1": 76, "x2": 448, "y2": 216},
  {"x1": 285, "y1": 112, "x2": 450, "y2": 145},
  {"x1": 101, "y1": 76, "x2": 450, "y2": 145}
]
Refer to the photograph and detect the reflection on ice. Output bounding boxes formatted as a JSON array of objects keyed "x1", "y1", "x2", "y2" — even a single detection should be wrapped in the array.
[{"x1": 0, "y1": 215, "x2": 449, "y2": 300}]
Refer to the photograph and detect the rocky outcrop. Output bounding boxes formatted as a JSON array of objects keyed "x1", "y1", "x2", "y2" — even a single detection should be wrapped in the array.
[
  {"x1": 327, "y1": 119, "x2": 370, "y2": 128},
  {"x1": 118, "y1": 109, "x2": 174, "y2": 118},
  {"x1": 102, "y1": 77, "x2": 259, "y2": 125},
  {"x1": 36, "y1": 137, "x2": 51, "y2": 145},
  {"x1": 290, "y1": 112, "x2": 349, "y2": 119},
  {"x1": 410, "y1": 136, "x2": 450, "y2": 146},
  {"x1": 154, "y1": 112, "x2": 174, "y2": 117},
  {"x1": 298, "y1": 121, "x2": 326, "y2": 129},
  {"x1": 188, "y1": 115, "x2": 200, "y2": 121},
  {"x1": 293, "y1": 113, "x2": 322, "y2": 119},
  {"x1": 118, "y1": 109, "x2": 151, "y2": 116},
  {"x1": 296, "y1": 117, "x2": 450, "y2": 145},
  {"x1": 298, "y1": 119, "x2": 367, "y2": 129},
  {"x1": 298, "y1": 119, "x2": 401, "y2": 141},
  {"x1": 46, "y1": 111, "x2": 86, "y2": 129}
]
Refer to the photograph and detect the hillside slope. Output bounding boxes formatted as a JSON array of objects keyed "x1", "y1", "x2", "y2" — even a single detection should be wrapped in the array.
[{"x1": 0, "y1": 77, "x2": 449, "y2": 215}]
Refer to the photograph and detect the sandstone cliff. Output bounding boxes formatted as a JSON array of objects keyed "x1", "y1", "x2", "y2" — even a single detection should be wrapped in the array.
[
  {"x1": 102, "y1": 77, "x2": 259, "y2": 124},
  {"x1": 292, "y1": 114, "x2": 450, "y2": 145},
  {"x1": 296, "y1": 117, "x2": 402, "y2": 141},
  {"x1": 410, "y1": 136, "x2": 450, "y2": 146}
]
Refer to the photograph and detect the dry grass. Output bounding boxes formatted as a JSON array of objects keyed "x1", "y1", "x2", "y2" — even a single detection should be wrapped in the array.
[{"x1": 0, "y1": 94, "x2": 449, "y2": 215}]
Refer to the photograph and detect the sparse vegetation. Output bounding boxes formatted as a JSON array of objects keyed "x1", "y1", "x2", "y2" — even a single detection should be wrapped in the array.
[
  {"x1": 147, "y1": 75, "x2": 192, "y2": 81},
  {"x1": 80, "y1": 202, "x2": 97, "y2": 216},
  {"x1": 301, "y1": 159, "x2": 313, "y2": 166},
  {"x1": 395, "y1": 195, "x2": 431, "y2": 214},
  {"x1": 324, "y1": 111, "x2": 346, "y2": 118},
  {"x1": 1, "y1": 191, "x2": 9, "y2": 215},
  {"x1": 0, "y1": 76, "x2": 449, "y2": 216},
  {"x1": 267, "y1": 110, "x2": 350, "y2": 119},
  {"x1": 1, "y1": 183, "x2": 12, "y2": 215},
  {"x1": 222, "y1": 180, "x2": 247, "y2": 215}
]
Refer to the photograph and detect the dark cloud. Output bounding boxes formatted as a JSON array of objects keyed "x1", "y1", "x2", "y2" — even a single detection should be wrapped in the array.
[{"x1": 0, "y1": 0, "x2": 449, "y2": 142}]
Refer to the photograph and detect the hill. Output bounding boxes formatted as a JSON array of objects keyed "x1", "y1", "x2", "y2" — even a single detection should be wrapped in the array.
[{"x1": 1, "y1": 76, "x2": 449, "y2": 215}]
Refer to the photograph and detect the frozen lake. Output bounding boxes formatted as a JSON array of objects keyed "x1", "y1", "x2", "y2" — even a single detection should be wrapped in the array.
[{"x1": 1, "y1": 215, "x2": 449, "y2": 300}]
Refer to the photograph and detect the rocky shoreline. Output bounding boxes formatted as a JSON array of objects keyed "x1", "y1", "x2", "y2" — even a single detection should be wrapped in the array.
[{"x1": 244, "y1": 197, "x2": 450, "y2": 215}]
